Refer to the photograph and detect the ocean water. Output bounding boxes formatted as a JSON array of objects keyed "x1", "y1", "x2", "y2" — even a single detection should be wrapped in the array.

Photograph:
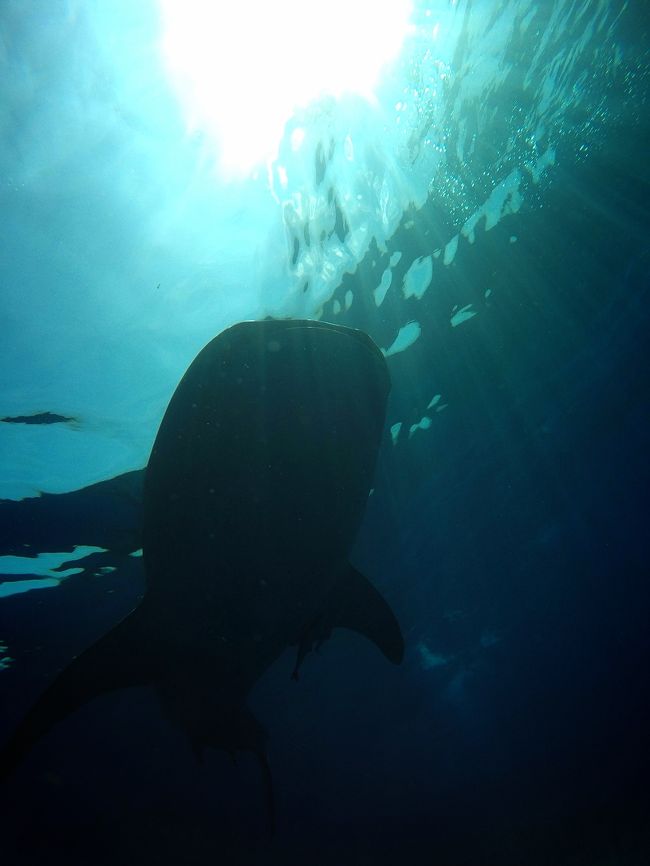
[{"x1": 1, "y1": 1, "x2": 648, "y2": 864}]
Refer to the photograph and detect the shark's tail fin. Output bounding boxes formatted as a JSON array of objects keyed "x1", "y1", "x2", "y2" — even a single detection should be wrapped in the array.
[
  {"x1": 0, "y1": 604, "x2": 153, "y2": 780},
  {"x1": 179, "y1": 695, "x2": 276, "y2": 836},
  {"x1": 257, "y1": 749, "x2": 276, "y2": 836}
]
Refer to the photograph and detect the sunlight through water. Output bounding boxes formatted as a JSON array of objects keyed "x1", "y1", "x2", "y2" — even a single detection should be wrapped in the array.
[{"x1": 158, "y1": 0, "x2": 414, "y2": 177}]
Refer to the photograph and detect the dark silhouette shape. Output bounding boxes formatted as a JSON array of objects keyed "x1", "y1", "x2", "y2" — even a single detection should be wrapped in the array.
[
  {"x1": 0, "y1": 319, "x2": 404, "y2": 828},
  {"x1": 1, "y1": 412, "x2": 75, "y2": 425},
  {"x1": 0, "y1": 470, "x2": 143, "y2": 558}
]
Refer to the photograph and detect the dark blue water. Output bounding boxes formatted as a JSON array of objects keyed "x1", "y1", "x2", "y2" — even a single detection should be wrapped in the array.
[
  {"x1": 1, "y1": 5, "x2": 649, "y2": 866},
  {"x1": 2, "y1": 127, "x2": 649, "y2": 865}
]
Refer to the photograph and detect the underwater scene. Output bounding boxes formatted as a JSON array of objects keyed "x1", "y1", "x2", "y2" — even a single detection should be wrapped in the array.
[{"x1": 0, "y1": 1, "x2": 648, "y2": 864}]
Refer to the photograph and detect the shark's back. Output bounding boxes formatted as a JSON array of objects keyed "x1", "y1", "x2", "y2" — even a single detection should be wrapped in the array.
[
  {"x1": 142, "y1": 319, "x2": 390, "y2": 639},
  {"x1": 0, "y1": 319, "x2": 403, "y2": 810}
]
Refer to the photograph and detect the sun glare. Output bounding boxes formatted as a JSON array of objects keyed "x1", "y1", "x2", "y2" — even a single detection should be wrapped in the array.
[{"x1": 158, "y1": 0, "x2": 413, "y2": 178}]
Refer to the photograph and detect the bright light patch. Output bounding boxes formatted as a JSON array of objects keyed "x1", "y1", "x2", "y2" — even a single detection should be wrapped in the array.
[
  {"x1": 158, "y1": 0, "x2": 413, "y2": 177},
  {"x1": 0, "y1": 546, "x2": 106, "y2": 578},
  {"x1": 290, "y1": 128, "x2": 306, "y2": 152},
  {"x1": 0, "y1": 579, "x2": 60, "y2": 599}
]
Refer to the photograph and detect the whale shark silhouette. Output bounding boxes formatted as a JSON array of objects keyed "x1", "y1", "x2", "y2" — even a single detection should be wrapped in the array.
[{"x1": 0, "y1": 319, "x2": 404, "y2": 826}]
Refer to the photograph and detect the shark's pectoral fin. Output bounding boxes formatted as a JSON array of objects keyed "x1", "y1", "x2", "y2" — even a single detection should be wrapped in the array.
[
  {"x1": 292, "y1": 565, "x2": 404, "y2": 678},
  {"x1": 0, "y1": 603, "x2": 154, "y2": 779},
  {"x1": 330, "y1": 565, "x2": 405, "y2": 664}
]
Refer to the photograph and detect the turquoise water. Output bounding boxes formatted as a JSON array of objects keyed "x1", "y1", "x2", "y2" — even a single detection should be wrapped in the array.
[{"x1": 1, "y1": 2, "x2": 648, "y2": 863}]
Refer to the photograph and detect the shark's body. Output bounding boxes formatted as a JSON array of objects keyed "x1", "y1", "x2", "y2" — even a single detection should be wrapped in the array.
[{"x1": 0, "y1": 319, "x2": 403, "y2": 817}]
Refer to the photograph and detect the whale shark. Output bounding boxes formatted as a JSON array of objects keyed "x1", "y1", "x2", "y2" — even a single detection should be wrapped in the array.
[{"x1": 0, "y1": 319, "x2": 404, "y2": 825}]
